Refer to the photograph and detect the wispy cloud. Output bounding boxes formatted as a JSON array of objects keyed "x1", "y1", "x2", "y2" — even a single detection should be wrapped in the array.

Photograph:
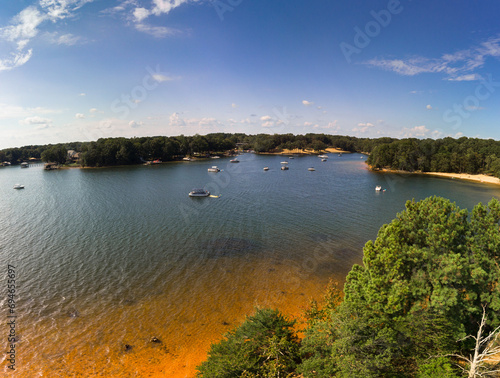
[
  {"x1": 44, "y1": 31, "x2": 83, "y2": 46},
  {"x1": 352, "y1": 122, "x2": 374, "y2": 133},
  {"x1": 19, "y1": 116, "x2": 53, "y2": 126},
  {"x1": 103, "y1": 0, "x2": 197, "y2": 37},
  {"x1": 302, "y1": 100, "x2": 314, "y2": 106},
  {"x1": 0, "y1": 1, "x2": 96, "y2": 71},
  {"x1": 365, "y1": 36, "x2": 500, "y2": 80},
  {"x1": 0, "y1": 103, "x2": 60, "y2": 119},
  {"x1": 134, "y1": 23, "x2": 180, "y2": 38}
]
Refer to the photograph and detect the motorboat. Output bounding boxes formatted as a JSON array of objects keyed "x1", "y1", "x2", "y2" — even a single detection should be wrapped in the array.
[
  {"x1": 375, "y1": 186, "x2": 382, "y2": 191},
  {"x1": 189, "y1": 188, "x2": 210, "y2": 197},
  {"x1": 321, "y1": 158, "x2": 327, "y2": 162},
  {"x1": 13, "y1": 184, "x2": 24, "y2": 189},
  {"x1": 20, "y1": 162, "x2": 29, "y2": 168},
  {"x1": 263, "y1": 167, "x2": 269, "y2": 171},
  {"x1": 230, "y1": 158, "x2": 239, "y2": 163},
  {"x1": 208, "y1": 166, "x2": 220, "y2": 172},
  {"x1": 308, "y1": 167, "x2": 315, "y2": 171},
  {"x1": 281, "y1": 166, "x2": 289, "y2": 170},
  {"x1": 318, "y1": 155, "x2": 328, "y2": 159},
  {"x1": 183, "y1": 157, "x2": 192, "y2": 161},
  {"x1": 211, "y1": 156, "x2": 220, "y2": 159},
  {"x1": 280, "y1": 161, "x2": 288, "y2": 164}
]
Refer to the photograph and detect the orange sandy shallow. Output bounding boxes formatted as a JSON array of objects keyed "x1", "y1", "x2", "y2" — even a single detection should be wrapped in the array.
[{"x1": 5, "y1": 257, "x2": 335, "y2": 377}]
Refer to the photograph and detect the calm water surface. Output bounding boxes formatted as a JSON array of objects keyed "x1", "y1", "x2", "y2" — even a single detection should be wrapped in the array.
[{"x1": 1, "y1": 153, "x2": 499, "y2": 376}]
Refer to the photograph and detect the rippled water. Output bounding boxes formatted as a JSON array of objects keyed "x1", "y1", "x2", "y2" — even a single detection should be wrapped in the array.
[{"x1": 1, "y1": 153, "x2": 499, "y2": 376}]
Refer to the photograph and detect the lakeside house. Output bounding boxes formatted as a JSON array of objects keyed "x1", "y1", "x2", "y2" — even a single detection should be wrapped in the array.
[{"x1": 67, "y1": 150, "x2": 80, "y2": 162}]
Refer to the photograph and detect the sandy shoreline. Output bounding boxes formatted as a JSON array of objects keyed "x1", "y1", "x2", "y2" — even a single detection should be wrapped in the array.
[
  {"x1": 260, "y1": 147, "x2": 350, "y2": 155},
  {"x1": 377, "y1": 168, "x2": 500, "y2": 186}
]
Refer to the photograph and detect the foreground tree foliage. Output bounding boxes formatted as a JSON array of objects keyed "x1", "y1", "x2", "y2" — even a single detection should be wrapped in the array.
[
  {"x1": 197, "y1": 308, "x2": 301, "y2": 377},
  {"x1": 330, "y1": 196, "x2": 500, "y2": 377},
  {"x1": 197, "y1": 197, "x2": 500, "y2": 377}
]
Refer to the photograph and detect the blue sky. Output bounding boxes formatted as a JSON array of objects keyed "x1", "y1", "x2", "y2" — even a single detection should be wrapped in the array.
[{"x1": 0, "y1": 0, "x2": 499, "y2": 149}]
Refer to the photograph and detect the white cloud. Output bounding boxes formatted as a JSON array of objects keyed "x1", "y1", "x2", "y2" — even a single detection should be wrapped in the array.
[
  {"x1": 0, "y1": 103, "x2": 60, "y2": 119},
  {"x1": 89, "y1": 108, "x2": 98, "y2": 113},
  {"x1": 302, "y1": 100, "x2": 314, "y2": 106},
  {"x1": 35, "y1": 124, "x2": 52, "y2": 130},
  {"x1": 447, "y1": 74, "x2": 481, "y2": 82},
  {"x1": 169, "y1": 112, "x2": 185, "y2": 127},
  {"x1": 0, "y1": 50, "x2": 33, "y2": 72},
  {"x1": 365, "y1": 36, "x2": 500, "y2": 80},
  {"x1": 151, "y1": 0, "x2": 195, "y2": 16},
  {"x1": 152, "y1": 73, "x2": 177, "y2": 82},
  {"x1": 45, "y1": 32, "x2": 82, "y2": 46},
  {"x1": 75, "y1": 113, "x2": 85, "y2": 119},
  {"x1": 0, "y1": 1, "x2": 96, "y2": 71},
  {"x1": 19, "y1": 116, "x2": 52, "y2": 125},
  {"x1": 231, "y1": 103, "x2": 238, "y2": 108},
  {"x1": 0, "y1": 6, "x2": 46, "y2": 47},
  {"x1": 304, "y1": 121, "x2": 313, "y2": 126},
  {"x1": 79, "y1": 93, "x2": 86, "y2": 96},
  {"x1": 134, "y1": 23, "x2": 179, "y2": 38},
  {"x1": 352, "y1": 122, "x2": 375, "y2": 133},
  {"x1": 402, "y1": 125, "x2": 431, "y2": 138},
  {"x1": 260, "y1": 115, "x2": 272, "y2": 121},
  {"x1": 129, "y1": 120, "x2": 143, "y2": 128},
  {"x1": 426, "y1": 104, "x2": 432, "y2": 110},
  {"x1": 322, "y1": 121, "x2": 340, "y2": 132},
  {"x1": 133, "y1": 7, "x2": 150, "y2": 22}
]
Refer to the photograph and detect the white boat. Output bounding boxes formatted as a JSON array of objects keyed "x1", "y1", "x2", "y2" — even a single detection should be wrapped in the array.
[
  {"x1": 308, "y1": 167, "x2": 315, "y2": 171},
  {"x1": 13, "y1": 184, "x2": 24, "y2": 189},
  {"x1": 280, "y1": 161, "x2": 288, "y2": 164},
  {"x1": 318, "y1": 155, "x2": 328, "y2": 159},
  {"x1": 20, "y1": 162, "x2": 29, "y2": 168},
  {"x1": 289, "y1": 156, "x2": 294, "y2": 159},
  {"x1": 375, "y1": 186, "x2": 382, "y2": 191},
  {"x1": 263, "y1": 167, "x2": 269, "y2": 171},
  {"x1": 281, "y1": 166, "x2": 289, "y2": 170},
  {"x1": 211, "y1": 156, "x2": 220, "y2": 159},
  {"x1": 208, "y1": 166, "x2": 220, "y2": 172},
  {"x1": 321, "y1": 158, "x2": 327, "y2": 162},
  {"x1": 189, "y1": 188, "x2": 210, "y2": 197},
  {"x1": 230, "y1": 158, "x2": 239, "y2": 163},
  {"x1": 183, "y1": 157, "x2": 192, "y2": 161}
]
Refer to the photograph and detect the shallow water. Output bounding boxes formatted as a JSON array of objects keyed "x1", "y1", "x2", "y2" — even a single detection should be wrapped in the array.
[{"x1": 1, "y1": 153, "x2": 499, "y2": 376}]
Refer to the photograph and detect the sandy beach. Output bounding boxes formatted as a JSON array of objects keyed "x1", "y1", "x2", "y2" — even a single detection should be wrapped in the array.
[
  {"x1": 377, "y1": 168, "x2": 500, "y2": 186},
  {"x1": 261, "y1": 147, "x2": 350, "y2": 155}
]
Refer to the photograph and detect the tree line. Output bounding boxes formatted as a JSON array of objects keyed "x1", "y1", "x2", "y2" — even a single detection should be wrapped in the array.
[
  {"x1": 0, "y1": 133, "x2": 392, "y2": 167},
  {"x1": 197, "y1": 197, "x2": 500, "y2": 377},
  {"x1": 367, "y1": 136, "x2": 500, "y2": 177},
  {"x1": 4, "y1": 134, "x2": 500, "y2": 175}
]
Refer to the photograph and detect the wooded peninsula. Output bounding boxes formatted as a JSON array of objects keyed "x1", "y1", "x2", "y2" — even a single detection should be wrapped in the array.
[{"x1": 3, "y1": 134, "x2": 500, "y2": 178}]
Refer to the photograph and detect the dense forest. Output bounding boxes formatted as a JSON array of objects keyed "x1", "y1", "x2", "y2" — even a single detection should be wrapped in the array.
[
  {"x1": 366, "y1": 136, "x2": 500, "y2": 178},
  {"x1": 0, "y1": 133, "x2": 392, "y2": 167},
  {"x1": 197, "y1": 197, "x2": 500, "y2": 377},
  {"x1": 4, "y1": 134, "x2": 500, "y2": 178}
]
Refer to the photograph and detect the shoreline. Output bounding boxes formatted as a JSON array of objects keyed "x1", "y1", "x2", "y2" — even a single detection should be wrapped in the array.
[
  {"x1": 259, "y1": 147, "x2": 350, "y2": 155},
  {"x1": 375, "y1": 168, "x2": 500, "y2": 186}
]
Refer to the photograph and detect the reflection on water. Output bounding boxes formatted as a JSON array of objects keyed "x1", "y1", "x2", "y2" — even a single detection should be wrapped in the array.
[{"x1": 0, "y1": 153, "x2": 499, "y2": 376}]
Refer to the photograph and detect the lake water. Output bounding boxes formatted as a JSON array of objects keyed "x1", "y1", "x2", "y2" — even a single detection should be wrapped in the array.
[{"x1": 1, "y1": 153, "x2": 499, "y2": 376}]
